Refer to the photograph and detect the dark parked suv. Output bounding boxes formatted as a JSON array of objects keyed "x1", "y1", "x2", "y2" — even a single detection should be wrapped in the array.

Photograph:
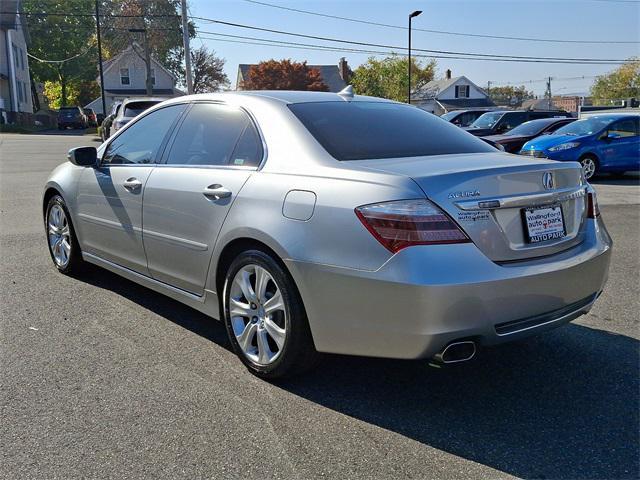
[
  {"x1": 464, "y1": 110, "x2": 572, "y2": 136},
  {"x1": 57, "y1": 106, "x2": 87, "y2": 130}
]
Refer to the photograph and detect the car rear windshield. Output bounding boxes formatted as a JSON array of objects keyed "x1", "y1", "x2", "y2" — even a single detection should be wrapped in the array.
[
  {"x1": 506, "y1": 119, "x2": 555, "y2": 136},
  {"x1": 288, "y1": 102, "x2": 494, "y2": 161},
  {"x1": 124, "y1": 101, "x2": 161, "y2": 117}
]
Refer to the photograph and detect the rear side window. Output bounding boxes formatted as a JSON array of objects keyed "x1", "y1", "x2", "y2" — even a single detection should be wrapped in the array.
[
  {"x1": 103, "y1": 105, "x2": 185, "y2": 165},
  {"x1": 165, "y1": 103, "x2": 262, "y2": 167},
  {"x1": 124, "y1": 101, "x2": 161, "y2": 117},
  {"x1": 288, "y1": 102, "x2": 494, "y2": 161}
]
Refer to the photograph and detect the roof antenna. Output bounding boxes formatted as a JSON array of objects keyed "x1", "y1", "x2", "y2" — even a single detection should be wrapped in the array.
[{"x1": 338, "y1": 85, "x2": 354, "y2": 100}]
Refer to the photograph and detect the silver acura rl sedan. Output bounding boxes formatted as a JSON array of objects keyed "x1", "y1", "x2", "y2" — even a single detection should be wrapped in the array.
[{"x1": 43, "y1": 90, "x2": 612, "y2": 379}]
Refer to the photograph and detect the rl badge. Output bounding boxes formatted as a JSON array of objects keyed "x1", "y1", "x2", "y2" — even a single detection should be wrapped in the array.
[{"x1": 523, "y1": 204, "x2": 566, "y2": 243}]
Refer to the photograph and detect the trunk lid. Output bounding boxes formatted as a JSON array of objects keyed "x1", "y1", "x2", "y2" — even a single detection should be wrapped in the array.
[{"x1": 350, "y1": 152, "x2": 588, "y2": 262}]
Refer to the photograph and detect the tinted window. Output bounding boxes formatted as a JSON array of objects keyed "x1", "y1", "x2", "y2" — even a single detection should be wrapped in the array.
[
  {"x1": 289, "y1": 102, "x2": 493, "y2": 161},
  {"x1": 124, "y1": 101, "x2": 162, "y2": 117},
  {"x1": 608, "y1": 118, "x2": 639, "y2": 137},
  {"x1": 166, "y1": 103, "x2": 262, "y2": 167},
  {"x1": 440, "y1": 111, "x2": 458, "y2": 121},
  {"x1": 498, "y1": 112, "x2": 527, "y2": 131},
  {"x1": 103, "y1": 105, "x2": 185, "y2": 165}
]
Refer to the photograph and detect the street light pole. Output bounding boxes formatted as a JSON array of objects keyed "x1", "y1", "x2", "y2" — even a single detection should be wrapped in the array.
[{"x1": 408, "y1": 10, "x2": 422, "y2": 104}]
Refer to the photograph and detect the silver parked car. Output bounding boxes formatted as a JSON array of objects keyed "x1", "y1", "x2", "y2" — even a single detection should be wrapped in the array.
[
  {"x1": 110, "y1": 97, "x2": 166, "y2": 134},
  {"x1": 43, "y1": 90, "x2": 612, "y2": 379}
]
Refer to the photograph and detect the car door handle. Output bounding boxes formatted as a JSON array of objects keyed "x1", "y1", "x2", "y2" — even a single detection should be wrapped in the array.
[
  {"x1": 123, "y1": 178, "x2": 143, "y2": 190},
  {"x1": 203, "y1": 184, "x2": 232, "y2": 200}
]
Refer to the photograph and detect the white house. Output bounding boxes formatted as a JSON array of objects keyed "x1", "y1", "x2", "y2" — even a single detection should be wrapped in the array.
[
  {"x1": 413, "y1": 70, "x2": 494, "y2": 115},
  {"x1": 86, "y1": 43, "x2": 183, "y2": 114},
  {"x1": 0, "y1": 0, "x2": 33, "y2": 125}
]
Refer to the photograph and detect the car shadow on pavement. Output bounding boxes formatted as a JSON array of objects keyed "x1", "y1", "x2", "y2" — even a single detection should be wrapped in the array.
[
  {"x1": 74, "y1": 264, "x2": 639, "y2": 479},
  {"x1": 279, "y1": 326, "x2": 639, "y2": 479}
]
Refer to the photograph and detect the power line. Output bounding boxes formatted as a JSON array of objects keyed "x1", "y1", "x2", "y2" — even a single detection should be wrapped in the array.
[
  {"x1": 198, "y1": 31, "x2": 626, "y2": 66},
  {"x1": 27, "y1": 43, "x2": 95, "y2": 63},
  {"x1": 241, "y1": 0, "x2": 639, "y2": 45},
  {"x1": 193, "y1": 18, "x2": 629, "y2": 64}
]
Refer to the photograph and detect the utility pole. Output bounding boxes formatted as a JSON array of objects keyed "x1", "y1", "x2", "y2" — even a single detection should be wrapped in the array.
[
  {"x1": 129, "y1": 28, "x2": 152, "y2": 96},
  {"x1": 95, "y1": 0, "x2": 106, "y2": 116},
  {"x1": 181, "y1": 0, "x2": 193, "y2": 94},
  {"x1": 546, "y1": 76, "x2": 552, "y2": 110},
  {"x1": 487, "y1": 80, "x2": 491, "y2": 100}
]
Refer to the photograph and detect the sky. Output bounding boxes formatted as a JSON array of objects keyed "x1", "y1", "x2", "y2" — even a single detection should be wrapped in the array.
[{"x1": 187, "y1": 0, "x2": 640, "y2": 97}]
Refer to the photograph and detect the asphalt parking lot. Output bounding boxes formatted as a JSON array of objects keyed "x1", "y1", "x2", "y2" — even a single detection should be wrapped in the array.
[{"x1": 1, "y1": 133, "x2": 638, "y2": 479}]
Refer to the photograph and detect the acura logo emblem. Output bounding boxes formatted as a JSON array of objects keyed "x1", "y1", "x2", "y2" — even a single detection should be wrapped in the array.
[{"x1": 543, "y1": 172, "x2": 554, "y2": 190}]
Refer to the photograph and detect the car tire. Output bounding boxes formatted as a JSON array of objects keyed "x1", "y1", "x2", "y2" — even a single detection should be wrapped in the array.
[
  {"x1": 45, "y1": 195, "x2": 84, "y2": 274},
  {"x1": 223, "y1": 249, "x2": 320, "y2": 380},
  {"x1": 580, "y1": 155, "x2": 599, "y2": 180}
]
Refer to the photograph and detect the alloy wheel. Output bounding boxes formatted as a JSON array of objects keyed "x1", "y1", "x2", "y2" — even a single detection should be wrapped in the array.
[
  {"x1": 229, "y1": 264, "x2": 287, "y2": 365},
  {"x1": 581, "y1": 158, "x2": 596, "y2": 180},
  {"x1": 48, "y1": 204, "x2": 72, "y2": 268}
]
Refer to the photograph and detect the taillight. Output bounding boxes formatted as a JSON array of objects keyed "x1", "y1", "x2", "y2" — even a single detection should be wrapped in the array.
[
  {"x1": 587, "y1": 191, "x2": 600, "y2": 218},
  {"x1": 355, "y1": 199, "x2": 470, "y2": 253}
]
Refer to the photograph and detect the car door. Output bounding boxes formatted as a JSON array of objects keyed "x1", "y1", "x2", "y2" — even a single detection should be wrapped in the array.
[
  {"x1": 75, "y1": 104, "x2": 186, "y2": 274},
  {"x1": 142, "y1": 102, "x2": 263, "y2": 295},
  {"x1": 599, "y1": 117, "x2": 640, "y2": 171}
]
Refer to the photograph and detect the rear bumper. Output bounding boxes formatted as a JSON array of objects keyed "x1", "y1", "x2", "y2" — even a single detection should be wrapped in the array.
[{"x1": 286, "y1": 217, "x2": 612, "y2": 360}]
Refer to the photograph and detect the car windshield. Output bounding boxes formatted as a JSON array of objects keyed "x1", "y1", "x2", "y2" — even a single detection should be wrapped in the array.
[
  {"x1": 554, "y1": 117, "x2": 609, "y2": 136},
  {"x1": 124, "y1": 101, "x2": 161, "y2": 117},
  {"x1": 288, "y1": 101, "x2": 495, "y2": 161},
  {"x1": 505, "y1": 119, "x2": 552, "y2": 136},
  {"x1": 440, "y1": 111, "x2": 458, "y2": 121},
  {"x1": 469, "y1": 112, "x2": 503, "y2": 129}
]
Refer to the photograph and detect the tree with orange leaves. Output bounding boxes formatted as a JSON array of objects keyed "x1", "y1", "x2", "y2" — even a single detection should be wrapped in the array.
[{"x1": 242, "y1": 59, "x2": 329, "y2": 91}]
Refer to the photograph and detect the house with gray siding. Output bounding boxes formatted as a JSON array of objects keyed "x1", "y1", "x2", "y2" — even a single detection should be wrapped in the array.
[
  {"x1": 413, "y1": 70, "x2": 495, "y2": 115},
  {"x1": 0, "y1": 0, "x2": 33, "y2": 125},
  {"x1": 86, "y1": 43, "x2": 183, "y2": 114}
]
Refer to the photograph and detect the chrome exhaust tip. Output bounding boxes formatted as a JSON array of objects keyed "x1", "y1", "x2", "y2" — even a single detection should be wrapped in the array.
[{"x1": 432, "y1": 341, "x2": 476, "y2": 365}]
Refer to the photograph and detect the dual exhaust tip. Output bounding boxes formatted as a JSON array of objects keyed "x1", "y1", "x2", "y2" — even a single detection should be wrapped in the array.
[{"x1": 432, "y1": 340, "x2": 476, "y2": 365}]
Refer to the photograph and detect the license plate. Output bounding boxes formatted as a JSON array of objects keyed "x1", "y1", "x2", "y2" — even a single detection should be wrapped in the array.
[{"x1": 522, "y1": 205, "x2": 566, "y2": 243}]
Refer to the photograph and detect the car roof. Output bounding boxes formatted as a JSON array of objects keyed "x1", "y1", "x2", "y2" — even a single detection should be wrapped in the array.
[
  {"x1": 159, "y1": 90, "x2": 396, "y2": 107},
  {"x1": 578, "y1": 113, "x2": 640, "y2": 121}
]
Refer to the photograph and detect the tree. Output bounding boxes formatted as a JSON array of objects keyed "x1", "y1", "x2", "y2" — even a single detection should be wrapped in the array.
[
  {"x1": 350, "y1": 55, "x2": 436, "y2": 102},
  {"x1": 100, "y1": 0, "x2": 196, "y2": 84},
  {"x1": 488, "y1": 85, "x2": 535, "y2": 106},
  {"x1": 242, "y1": 59, "x2": 328, "y2": 91},
  {"x1": 191, "y1": 46, "x2": 229, "y2": 93},
  {"x1": 22, "y1": 0, "x2": 97, "y2": 107},
  {"x1": 591, "y1": 58, "x2": 640, "y2": 105}
]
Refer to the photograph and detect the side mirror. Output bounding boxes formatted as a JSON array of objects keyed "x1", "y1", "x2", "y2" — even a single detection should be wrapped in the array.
[{"x1": 68, "y1": 146, "x2": 98, "y2": 167}]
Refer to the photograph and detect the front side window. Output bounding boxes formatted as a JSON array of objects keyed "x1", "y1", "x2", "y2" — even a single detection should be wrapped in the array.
[
  {"x1": 165, "y1": 103, "x2": 262, "y2": 167},
  {"x1": 120, "y1": 68, "x2": 130, "y2": 85},
  {"x1": 103, "y1": 104, "x2": 185, "y2": 165},
  {"x1": 608, "y1": 118, "x2": 639, "y2": 138},
  {"x1": 289, "y1": 101, "x2": 494, "y2": 161}
]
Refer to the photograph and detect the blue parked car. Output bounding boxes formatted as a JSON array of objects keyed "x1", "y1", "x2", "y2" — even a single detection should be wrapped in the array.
[{"x1": 519, "y1": 114, "x2": 639, "y2": 179}]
